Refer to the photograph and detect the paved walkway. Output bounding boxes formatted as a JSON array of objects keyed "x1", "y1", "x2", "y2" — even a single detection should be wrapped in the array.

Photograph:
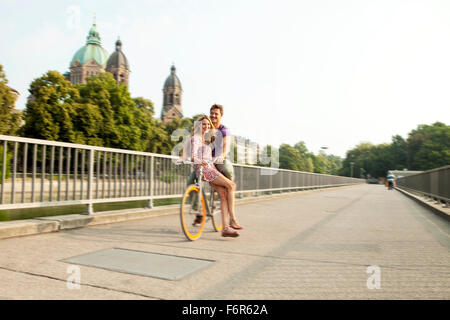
[{"x1": 0, "y1": 184, "x2": 449, "y2": 300}]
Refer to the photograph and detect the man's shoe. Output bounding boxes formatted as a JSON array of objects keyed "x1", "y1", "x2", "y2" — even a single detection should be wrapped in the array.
[{"x1": 192, "y1": 215, "x2": 203, "y2": 226}]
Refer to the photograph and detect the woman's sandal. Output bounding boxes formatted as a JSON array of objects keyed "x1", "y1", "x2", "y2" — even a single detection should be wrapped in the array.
[
  {"x1": 230, "y1": 220, "x2": 243, "y2": 230},
  {"x1": 222, "y1": 227, "x2": 239, "y2": 238}
]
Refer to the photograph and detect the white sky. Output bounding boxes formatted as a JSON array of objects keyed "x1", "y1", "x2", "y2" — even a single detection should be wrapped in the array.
[{"x1": 1, "y1": 0, "x2": 449, "y2": 157}]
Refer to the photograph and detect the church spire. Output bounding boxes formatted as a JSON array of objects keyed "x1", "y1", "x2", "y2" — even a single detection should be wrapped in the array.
[{"x1": 86, "y1": 13, "x2": 101, "y2": 45}]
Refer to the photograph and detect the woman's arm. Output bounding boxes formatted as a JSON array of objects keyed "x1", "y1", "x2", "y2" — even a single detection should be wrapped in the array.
[{"x1": 191, "y1": 136, "x2": 205, "y2": 165}]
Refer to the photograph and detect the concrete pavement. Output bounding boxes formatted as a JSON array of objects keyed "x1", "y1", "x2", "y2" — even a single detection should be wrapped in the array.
[{"x1": 0, "y1": 184, "x2": 449, "y2": 300}]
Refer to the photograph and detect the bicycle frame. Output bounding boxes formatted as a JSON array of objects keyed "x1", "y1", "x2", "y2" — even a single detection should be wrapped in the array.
[
  {"x1": 180, "y1": 160, "x2": 216, "y2": 217},
  {"x1": 194, "y1": 165, "x2": 216, "y2": 218},
  {"x1": 178, "y1": 160, "x2": 222, "y2": 240}
]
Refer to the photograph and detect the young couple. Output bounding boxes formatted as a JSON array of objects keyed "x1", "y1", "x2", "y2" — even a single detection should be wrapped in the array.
[{"x1": 187, "y1": 104, "x2": 243, "y2": 238}]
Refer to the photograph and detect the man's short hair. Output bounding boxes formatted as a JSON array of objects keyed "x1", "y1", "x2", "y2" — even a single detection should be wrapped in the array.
[{"x1": 210, "y1": 104, "x2": 223, "y2": 116}]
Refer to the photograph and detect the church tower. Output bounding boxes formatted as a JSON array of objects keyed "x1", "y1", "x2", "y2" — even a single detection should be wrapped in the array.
[
  {"x1": 68, "y1": 20, "x2": 109, "y2": 84},
  {"x1": 106, "y1": 38, "x2": 130, "y2": 86},
  {"x1": 161, "y1": 65, "x2": 183, "y2": 124},
  {"x1": 67, "y1": 16, "x2": 130, "y2": 86}
]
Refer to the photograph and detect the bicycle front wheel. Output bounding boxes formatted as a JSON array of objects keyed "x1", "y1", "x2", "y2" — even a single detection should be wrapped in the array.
[
  {"x1": 210, "y1": 188, "x2": 223, "y2": 232},
  {"x1": 180, "y1": 185, "x2": 206, "y2": 241}
]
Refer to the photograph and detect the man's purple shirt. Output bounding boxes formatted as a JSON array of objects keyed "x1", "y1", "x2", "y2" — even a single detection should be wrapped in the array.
[{"x1": 212, "y1": 124, "x2": 230, "y2": 157}]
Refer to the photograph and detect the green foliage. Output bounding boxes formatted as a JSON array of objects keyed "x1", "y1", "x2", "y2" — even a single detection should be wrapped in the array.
[
  {"x1": 293, "y1": 142, "x2": 315, "y2": 172},
  {"x1": 407, "y1": 122, "x2": 450, "y2": 170},
  {"x1": 0, "y1": 145, "x2": 11, "y2": 180},
  {"x1": 257, "y1": 144, "x2": 280, "y2": 168},
  {"x1": 279, "y1": 144, "x2": 302, "y2": 171},
  {"x1": 340, "y1": 122, "x2": 450, "y2": 178},
  {"x1": 161, "y1": 117, "x2": 193, "y2": 156},
  {"x1": 75, "y1": 72, "x2": 145, "y2": 150},
  {"x1": 22, "y1": 71, "x2": 79, "y2": 141},
  {"x1": 0, "y1": 65, "x2": 22, "y2": 135},
  {"x1": 21, "y1": 71, "x2": 195, "y2": 155},
  {"x1": 276, "y1": 141, "x2": 342, "y2": 174}
]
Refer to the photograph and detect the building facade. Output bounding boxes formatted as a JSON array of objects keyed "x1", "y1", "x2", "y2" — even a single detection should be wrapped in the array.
[
  {"x1": 66, "y1": 22, "x2": 130, "y2": 86},
  {"x1": 67, "y1": 20, "x2": 185, "y2": 125}
]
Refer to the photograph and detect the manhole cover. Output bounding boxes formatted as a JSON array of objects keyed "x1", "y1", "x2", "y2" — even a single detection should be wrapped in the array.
[{"x1": 62, "y1": 248, "x2": 214, "y2": 281}]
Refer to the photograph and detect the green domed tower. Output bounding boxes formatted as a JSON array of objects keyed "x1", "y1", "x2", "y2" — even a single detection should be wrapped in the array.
[
  {"x1": 161, "y1": 65, "x2": 183, "y2": 124},
  {"x1": 68, "y1": 21, "x2": 109, "y2": 84}
]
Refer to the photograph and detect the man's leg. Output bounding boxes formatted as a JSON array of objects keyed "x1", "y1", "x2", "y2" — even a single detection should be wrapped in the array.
[
  {"x1": 214, "y1": 159, "x2": 235, "y2": 181},
  {"x1": 187, "y1": 170, "x2": 196, "y2": 185}
]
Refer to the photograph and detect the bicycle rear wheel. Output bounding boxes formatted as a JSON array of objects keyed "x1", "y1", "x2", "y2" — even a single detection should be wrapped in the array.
[
  {"x1": 180, "y1": 185, "x2": 206, "y2": 241},
  {"x1": 210, "y1": 187, "x2": 223, "y2": 232}
]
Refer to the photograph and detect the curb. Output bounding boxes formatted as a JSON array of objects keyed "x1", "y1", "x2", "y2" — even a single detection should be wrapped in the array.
[
  {"x1": 0, "y1": 184, "x2": 360, "y2": 240},
  {"x1": 395, "y1": 187, "x2": 450, "y2": 221}
]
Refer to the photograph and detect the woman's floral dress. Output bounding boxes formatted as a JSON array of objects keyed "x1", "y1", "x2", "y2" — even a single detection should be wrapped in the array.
[{"x1": 191, "y1": 135, "x2": 220, "y2": 182}]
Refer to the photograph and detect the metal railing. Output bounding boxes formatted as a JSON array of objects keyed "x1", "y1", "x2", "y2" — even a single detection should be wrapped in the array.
[
  {"x1": 395, "y1": 165, "x2": 450, "y2": 206},
  {"x1": 0, "y1": 134, "x2": 363, "y2": 214}
]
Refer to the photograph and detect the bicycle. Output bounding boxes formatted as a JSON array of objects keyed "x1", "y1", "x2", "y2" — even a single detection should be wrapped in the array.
[{"x1": 178, "y1": 160, "x2": 223, "y2": 241}]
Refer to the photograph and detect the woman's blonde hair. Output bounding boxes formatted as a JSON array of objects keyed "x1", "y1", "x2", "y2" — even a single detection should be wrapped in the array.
[{"x1": 191, "y1": 115, "x2": 215, "y2": 144}]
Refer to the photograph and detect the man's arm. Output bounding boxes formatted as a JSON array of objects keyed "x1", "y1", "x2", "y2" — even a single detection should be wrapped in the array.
[{"x1": 222, "y1": 135, "x2": 231, "y2": 159}]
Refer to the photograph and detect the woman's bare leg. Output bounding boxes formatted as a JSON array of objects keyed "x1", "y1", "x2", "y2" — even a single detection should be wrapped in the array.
[
  {"x1": 211, "y1": 185, "x2": 229, "y2": 229},
  {"x1": 210, "y1": 175, "x2": 241, "y2": 228}
]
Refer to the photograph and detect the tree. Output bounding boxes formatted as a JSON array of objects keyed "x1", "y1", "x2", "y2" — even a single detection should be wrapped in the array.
[
  {"x1": 132, "y1": 97, "x2": 171, "y2": 154},
  {"x1": 326, "y1": 154, "x2": 343, "y2": 175},
  {"x1": 311, "y1": 151, "x2": 330, "y2": 174},
  {"x1": 407, "y1": 122, "x2": 450, "y2": 170},
  {"x1": 279, "y1": 144, "x2": 302, "y2": 171},
  {"x1": 0, "y1": 64, "x2": 22, "y2": 135},
  {"x1": 22, "y1": 71, "x2": 79, "y2": 141},
  {"x1": 339, "y1": 122, "x2": 449, "y2": 178},
  {"x1": 162, "y1": 117, "x2": 193, "y2": 155},
  {"x1": 293, "y1": 141, "x2": 314, "y2": 172},
  {"x1": 340, "y1": 142, "x2": 376, "y2": 177},
  {"x1": 257, "y1": 144, "x2": 279, "y2": 169},
  {"x1": 389, "y1": 135, "x2": 408, "y2": 170},
  {"x1": 71, "y1": 102, "x2": 104, "y2": 146},
  {"x1": 75, "y1": 72, "x2": 142, "y2": 150}
]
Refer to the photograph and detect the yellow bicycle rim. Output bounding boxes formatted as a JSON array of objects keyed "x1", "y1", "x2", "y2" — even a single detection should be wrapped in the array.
[{"x1": 180, "y1": 185, "x2": 206, "y2": 241}]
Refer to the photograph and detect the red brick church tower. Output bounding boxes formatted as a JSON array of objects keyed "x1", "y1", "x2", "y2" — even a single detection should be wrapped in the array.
[{"x1": 161, "y1": 65, "x2": 183, "y2": 124}]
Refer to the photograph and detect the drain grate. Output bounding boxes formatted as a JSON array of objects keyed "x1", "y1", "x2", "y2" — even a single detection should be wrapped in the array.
[{"x1": 62, "y1": 248, "x2": 214, "y2": 281}]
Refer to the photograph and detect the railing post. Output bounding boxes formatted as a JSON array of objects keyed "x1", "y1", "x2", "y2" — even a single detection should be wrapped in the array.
[
  {"x1": 269, "y1": 169, "x2": 273, "y2": 195},
  {"x1": 11, "y1": 142, "x2": 17, "y2": 204},
  {"x1": 147, "y1": 155, "x2": 154, "y2": 209},
  {"x1": 1, "y1": 141, "x2": 6, "y2": 204},
  {"x1": 280, "y1": 170, "x2": 283, "y2": 194},
  {"x1": 85, "y1": 149, "x2": 94, "y2": 215},
  {"x1": 255, "y1": 167, "x2": 260, "y2": 197},
  {"x1": 239, "y1": 166, "x2": 243, "y2": 199},
  {"x1": 288, "y1": 172, "x2": 292, "y2": 192}
]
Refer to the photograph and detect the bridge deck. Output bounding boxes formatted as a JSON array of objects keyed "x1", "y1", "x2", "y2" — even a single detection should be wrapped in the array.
[{"x1": 0, "y1": 184, "x2": 449, "y2": 299}]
